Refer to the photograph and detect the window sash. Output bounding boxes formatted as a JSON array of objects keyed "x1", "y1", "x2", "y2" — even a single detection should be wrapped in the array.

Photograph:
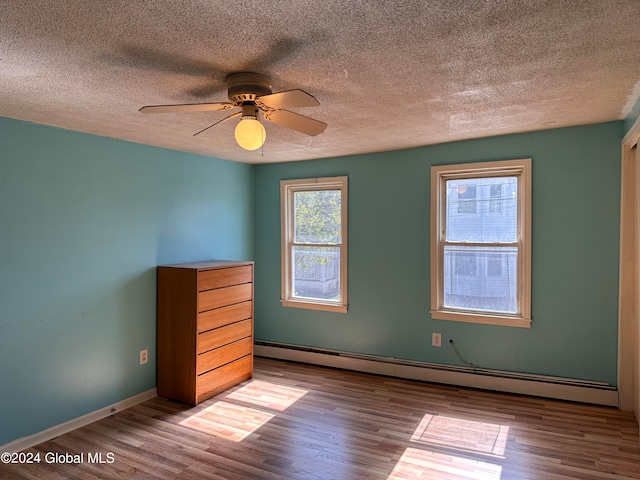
[
  {"x1": 442, "y1": 241, "x2": 520, "y2": 247},
  {"x1": 442, "y1": 244, "x2": 520, "y2": 316},
  {"x1": 289, "y1": 245, "x2": 341, "y2": 303}
]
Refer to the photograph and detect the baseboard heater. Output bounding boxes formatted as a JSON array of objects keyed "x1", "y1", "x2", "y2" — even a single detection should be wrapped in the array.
[{"x1": 254, "y1": 340, "x2": 619, "y2": 407}]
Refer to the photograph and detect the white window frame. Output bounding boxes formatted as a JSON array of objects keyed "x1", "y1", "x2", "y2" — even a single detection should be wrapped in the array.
[
  {"x1": 281, "y1": 176, "x2": 348, "y2": 313},
  {"x1": 430, "y1": 159, "x2": 532, "y2": 328}
]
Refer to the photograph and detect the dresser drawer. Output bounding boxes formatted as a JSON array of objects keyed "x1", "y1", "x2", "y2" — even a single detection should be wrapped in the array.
[
  {"x1": 198, "y1": 283, "x2": 252, "y2": 312},
  {"x1": 198, "y1": 265, "x2": 252, "y2": 292},
  {"x1": 196, "y1": 355, "x2": 253, "y2": 402},
  {"x1": 198, "y1": 301, "x2": 252, "y2": 333},
  {"x1": 198, "y1": 319, "x2": 252, "y2": 354},
  {"x1": 197, "y1": 337, "x2": 253, "y2": 375}
]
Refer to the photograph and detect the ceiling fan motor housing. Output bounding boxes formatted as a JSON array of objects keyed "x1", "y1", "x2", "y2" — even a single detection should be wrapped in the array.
[
  {"x1": 226, "y1": 72, "x2": 272, "y2": 105},
  {"x1": 139, "y1": 71, "x2": 327, "y2": 138}
]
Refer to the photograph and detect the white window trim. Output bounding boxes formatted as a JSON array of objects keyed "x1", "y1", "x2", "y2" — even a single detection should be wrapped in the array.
[
  {"x1": 430, "y1": 159, "x2": 532, "y2": 328},
  {"x1": 281, "y1": 176, "x2": 348, "y2": 313}
]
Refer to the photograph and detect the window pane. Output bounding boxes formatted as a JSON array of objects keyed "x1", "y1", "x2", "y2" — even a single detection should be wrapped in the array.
[
  {"x1": 294, "y1": 190, "x2": 341, "y2": 243},
  {"x1": 443, "y1": 246, "x2": 518, "y2": 314},
  {"x1": 446, "y1": 177, "x2": 517, "y2": 242},
  {"x1": 292, "y1": 246, "x2": 340, "y2": 301}
]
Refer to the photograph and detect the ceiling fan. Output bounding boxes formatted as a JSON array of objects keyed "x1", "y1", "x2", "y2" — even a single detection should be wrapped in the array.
[{"x1": 139, "y1": 72, "x2": 327, "y2": 150}]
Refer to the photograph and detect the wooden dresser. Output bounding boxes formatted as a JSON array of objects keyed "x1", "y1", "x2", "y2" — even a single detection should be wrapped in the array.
[{"x1": 157, "y1": 260, "x2": 254, "y2": 405}]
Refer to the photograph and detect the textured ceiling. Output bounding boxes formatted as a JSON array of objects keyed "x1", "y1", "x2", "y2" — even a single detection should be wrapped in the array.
[{"x1": 2, "y1": 1, "x2": 640, "y2": 164}]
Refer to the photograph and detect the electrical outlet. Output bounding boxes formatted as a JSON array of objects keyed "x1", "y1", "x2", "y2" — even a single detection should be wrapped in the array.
[
  {"x1": 139, "y1": 349, "x2": 148, "y2": 365},
  {"x1": 432, "y1": 333, "x2": 442, "y2": 347}
]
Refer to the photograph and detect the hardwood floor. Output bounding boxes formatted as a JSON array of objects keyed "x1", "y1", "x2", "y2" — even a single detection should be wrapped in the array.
[{"x1": 2, "y1": 357, "x2": 640, "y2": 479}]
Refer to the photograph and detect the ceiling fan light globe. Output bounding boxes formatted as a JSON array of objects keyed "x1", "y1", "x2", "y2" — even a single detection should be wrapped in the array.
[{"x1": 235, "y1": 118, "x2": 266, "y2": 150}]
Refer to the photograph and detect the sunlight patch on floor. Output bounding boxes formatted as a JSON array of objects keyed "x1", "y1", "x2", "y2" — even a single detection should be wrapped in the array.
[
  {"x1": 388, "y1": 447, "x2": 503, "y2": 480},
  {"x1": 178, "y1": 400, "x2": 274, "y2": 442},
  {"x1": 178, "y1": 380, "x2": 309, "y2": 441},
  {"x1": 223, "y1": 379, "x2": 308, "y2": 411},
  {"x1": 411, "y1": 414, "x2": 509, "y2": 457}
]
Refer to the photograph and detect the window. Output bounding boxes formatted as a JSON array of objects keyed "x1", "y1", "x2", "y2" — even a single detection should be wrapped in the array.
[
  {"x1": 457, "y1": 184, "x2": 477, "y2": 214},
  {"x1": 281, "y1": 176, "x2": 348, "y2": 313},
  {"x1": 430, "y1": 159, "x2": 531, "y2": 327}
]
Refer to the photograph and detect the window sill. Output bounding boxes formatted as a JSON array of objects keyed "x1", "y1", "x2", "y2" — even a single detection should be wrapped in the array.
[
  {"x1": 281, "y1": 299, "x2": 348, "y2": 314},
  {"x1": 430, "y1": 309, "x2": 531, "y2": 328}
]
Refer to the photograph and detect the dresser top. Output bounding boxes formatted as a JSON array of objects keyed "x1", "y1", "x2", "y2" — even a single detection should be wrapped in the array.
[{"x1": 158, "y1": 260, "x2": 253, "y2": 271}]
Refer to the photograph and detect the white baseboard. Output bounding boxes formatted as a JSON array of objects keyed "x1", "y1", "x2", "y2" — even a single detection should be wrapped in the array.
[
  {"x1": 255, "y1": 344, "x2": 619, "y2": 407},
  {"x1": 1, "y1": 388, "x2": 157, "y2": 453}
]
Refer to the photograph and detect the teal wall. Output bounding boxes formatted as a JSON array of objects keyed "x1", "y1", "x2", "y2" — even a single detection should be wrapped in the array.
[
  {"x1": 0, "y1": 117, "x2": 253, "y2": 445},
  {"x1": 254, "y1": 122, "x2": 622, "y2": 386},
  {"x1": 624, "y1": 96, "x2": 640, "y2": 134},
  {"x1": 0, "y1": 117, "x2": 624, "y2": 446}
]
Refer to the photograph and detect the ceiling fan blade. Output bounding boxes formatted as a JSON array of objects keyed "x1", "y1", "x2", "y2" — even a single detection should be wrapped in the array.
[
  {"x1": 139, "y1": 102, "x2": 236, "y2": 114},
  {"x1": 263, "y1": 109, "x2": 327, "y2": 136},
  {"x1": 257, "y1": 90, "x2": 320, "y2": 110},
  {"x1": 193, "y1": 112, "x2": 242, "y2": 137}
]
